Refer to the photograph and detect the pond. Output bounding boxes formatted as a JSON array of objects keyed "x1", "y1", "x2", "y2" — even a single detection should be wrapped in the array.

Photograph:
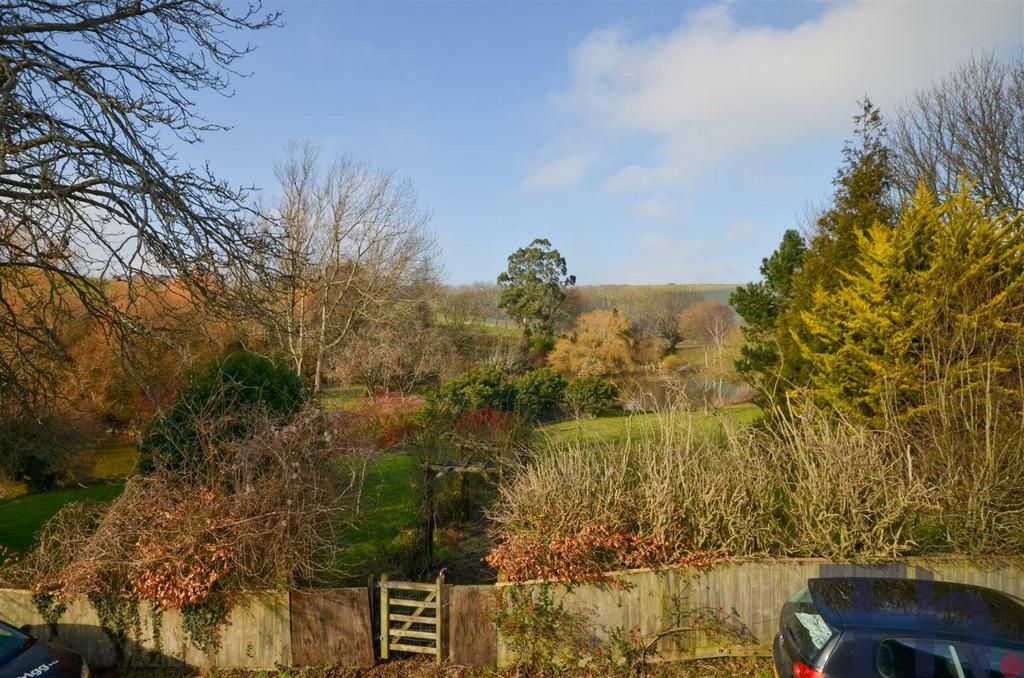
[{"x1": 617, "y1": 372, "x2": 752, "y2": 412}]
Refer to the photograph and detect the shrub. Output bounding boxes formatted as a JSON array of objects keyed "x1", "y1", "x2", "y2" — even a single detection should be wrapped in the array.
[
  {"x1": 17, "y1": 407, "x2": 358, "y2": 608},
  {"x1": 138, "y1": 350, "x2": 305, "y2": 474},
  {"x1": 421, "y1": 368, "x2": 515, "y2": 424},
  {"x1": 564, "y1": 377, "x2": 619, "y2": 417},
  {"x1": 548, "y1": 309, "x2": 634, "y2": 377},
  {"x1": 515, "y1": 368, "x2": 567, "y2": 421},
  {"x1": 527, "y1": 333, "x2": 555, "y2": 356},
  {"x1": 488, "y1": 404, "x2": 927, "y2": 582},
  {"x1": 0, "y1": 417, "x2": 94, "y2": 492},
  {"x1": 459, "y1": 404, "x2": 512, "y2": 437},
  {"x1": 347, "y1": 392, "x2": 425, "y2": 449}
]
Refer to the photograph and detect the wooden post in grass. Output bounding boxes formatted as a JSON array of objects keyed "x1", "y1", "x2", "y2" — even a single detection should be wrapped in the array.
[
  {"x1": 435, "y1": 568, "x2": 446, "y2": 665},
  {"x1": 423, "y1": 467, "x2": 435, "y2": 570},
  {"x1": 379, "y1": 574, "x2": 389, "y2": 660},
  {"x1": 368, "y1": 574, "x2": 378, "y2": 662}
]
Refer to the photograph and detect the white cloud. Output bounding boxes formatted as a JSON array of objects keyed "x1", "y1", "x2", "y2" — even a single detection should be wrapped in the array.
[
  {"x1": 609, "y1": 230, "x2": 742, "y2": 283},
  {"x1": 522, "y1": 152, "x2": 595, "y2": 189},
  {"x1": 632, "y1": 195, "x2": 680, "y2": 221},
  {"x1": 560, "y1": 1, "x2": 1023, "y2": 193}
]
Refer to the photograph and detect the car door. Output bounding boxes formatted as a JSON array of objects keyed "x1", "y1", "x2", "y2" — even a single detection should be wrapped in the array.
[
  {"x1": 876, "y1": 637, "x2": 974, "y2": 678},
  {"x1": 968, "y1": 644, "x2": 1024, "y2": 678}
]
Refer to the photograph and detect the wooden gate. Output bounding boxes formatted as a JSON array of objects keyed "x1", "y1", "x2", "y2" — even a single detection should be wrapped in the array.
[{"x1": 379, "y1": 571, "x2": 445, "y2": 663}]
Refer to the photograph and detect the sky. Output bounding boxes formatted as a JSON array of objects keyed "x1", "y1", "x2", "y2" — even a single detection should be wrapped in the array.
[{"x1": 181, "y1": 0, "x2": 1024, "y2": 286}]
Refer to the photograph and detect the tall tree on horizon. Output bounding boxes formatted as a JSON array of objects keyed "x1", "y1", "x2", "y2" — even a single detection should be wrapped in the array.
[
  {"x1": 891, "y1": 54, "x2": 1024, "y2": 213},
  {"x1": 497, "y1": 238, "x2": 576, "y2": 338}
]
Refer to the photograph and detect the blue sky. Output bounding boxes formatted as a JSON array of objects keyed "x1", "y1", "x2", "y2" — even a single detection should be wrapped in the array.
[{"x1": 183, "y1": 0, "x2": 1023, "y2": 285}]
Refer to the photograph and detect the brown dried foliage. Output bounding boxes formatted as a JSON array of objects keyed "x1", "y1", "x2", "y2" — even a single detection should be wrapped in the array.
[{"x1": 11, "y1": 407, "x2": 361, "y2": 608}]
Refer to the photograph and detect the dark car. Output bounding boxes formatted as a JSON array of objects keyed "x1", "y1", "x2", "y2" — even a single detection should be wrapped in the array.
[
  {"x1": 0, "y1": 620, "x2": 87, "y2": 678},
  {"x1": 774, "y1": 577, "x2": 1024, "y2": 678}
]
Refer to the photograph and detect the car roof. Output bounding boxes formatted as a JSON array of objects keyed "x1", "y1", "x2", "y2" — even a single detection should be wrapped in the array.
[{"x1": 808, "y1": 577, "x2": 1024, "y2": 644}]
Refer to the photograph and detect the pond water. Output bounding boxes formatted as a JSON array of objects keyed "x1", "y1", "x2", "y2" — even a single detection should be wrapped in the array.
[{"x1": 617, "y1": 372, "x2": 752, "y2": 412}]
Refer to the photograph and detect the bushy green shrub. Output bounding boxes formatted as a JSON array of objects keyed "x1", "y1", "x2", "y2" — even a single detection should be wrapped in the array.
[
  {"x1": 138, "y1": 350, "x2": 305, "y2": 473},
  {"x1": 421, "y1": 368, "x2": 515, "y2": 424},
  {"x1": 564, "y1": 376, "x2": 619, "y2": 417},
  {"x1": 527, "y1": 333, "x2": 555, "y2": 356},
  {"x1": 515, "y1": 368, "x2": 567, "y2": 421}
]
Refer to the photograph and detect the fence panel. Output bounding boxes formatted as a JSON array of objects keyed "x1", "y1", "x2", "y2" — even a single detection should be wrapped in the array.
[
  {"x1": 290, "y1": 588, "x2": 374, "y2": 667},
  {"x1": 0, "y1": 589, "x2": 291, "y2": 669},
  {"x1": 494, "y1": 557, "x2": 1024, "y2": 666},
  {"x1": 448, "y1": 584, "x2": 496, "y2": 666}
]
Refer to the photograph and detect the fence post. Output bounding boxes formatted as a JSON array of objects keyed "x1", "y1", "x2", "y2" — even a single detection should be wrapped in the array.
[
  {"x1": 435, "y1": 569, "x2": 446, "y2": 665},
  {"x1": 367, "y1": 574, "x2": 379, "y2": 662},
  {"x1": 379, "y1": 574, "x2": 389, "y2": 660}
]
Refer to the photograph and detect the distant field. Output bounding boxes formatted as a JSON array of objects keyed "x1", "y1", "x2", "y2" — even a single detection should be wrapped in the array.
[
  {"x1": 88, "y1": 438, "x2": 138, "y2": 479},
  {"x1": 319, "y1": 384, "x2": 367, "y2": 411},
  {"x1": 575, "y1": 282, "x2": 738, "y2": 307}
]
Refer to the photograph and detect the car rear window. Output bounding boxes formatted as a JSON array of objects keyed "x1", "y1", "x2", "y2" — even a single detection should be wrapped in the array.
[
  {"x1": 782, "y1": 585, "x2": 836, "y2": 662},
  {"x1": 877, "y1": 638, "x2": 972, "y2": 678}
]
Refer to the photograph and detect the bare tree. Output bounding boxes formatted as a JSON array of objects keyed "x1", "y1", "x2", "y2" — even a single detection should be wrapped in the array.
[
  {"x1": 631, "y1": 286, "x2": 701, "y2": 344},
  {"x1": 678, "y1": 300, "x2": 738, "y2": 404},
  {"x1": 438, "y1": 282, "x2": 507, "y2": 329},
  {"x1": 0, "y1": 1, "x2": 279, "y2": 414},
  {"x1": 265, "y1": 143, "x2": 439, "y2": 391},
  {"x1": 334, "y1": 302, "x2": 459, "y2": 394},
  {"x1": 891, "y1": 54, "x2": 1024, "y2": 212}
]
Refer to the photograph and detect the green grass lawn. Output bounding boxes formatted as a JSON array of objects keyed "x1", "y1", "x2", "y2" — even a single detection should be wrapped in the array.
[
  {"x1": 534, "y1": 403, "x2": 762, "y2": 446},
  {"x1": 88, "y1": 438, "x2": 138, "y2": 479},
  {"x1": 0, "y1": 482, "x2": 124, "y2": 554},
  {"x1": 329, "y1": 451, "x2": 422, "y2": 584},
  {"x1": 319, "y1": 384, "x2": 367, "y2": 411}
]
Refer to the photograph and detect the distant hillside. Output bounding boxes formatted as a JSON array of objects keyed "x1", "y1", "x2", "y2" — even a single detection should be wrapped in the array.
[
  {"x1": 576, "y1": 283, "x2": 737, "y2": 307},
  {"x1": 440, "y1": 282, "x2": 741, "y2": 335}
]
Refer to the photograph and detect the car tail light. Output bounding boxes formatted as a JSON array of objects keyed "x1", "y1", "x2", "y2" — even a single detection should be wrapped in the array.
[{"x1": 792, "y1": 660, "x2": 824, "y2": 678}]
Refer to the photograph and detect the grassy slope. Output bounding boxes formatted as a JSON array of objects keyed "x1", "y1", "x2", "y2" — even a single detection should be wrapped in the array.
[
  {"x1": 534, "y1": 403, "x2": 762, "y2": 446},
  {"x1": 0, "y1": 482, "x2": 124, "y2": 554},
  {"x1": 0, "y1": 434, "x2": 137, "y2": 553}
]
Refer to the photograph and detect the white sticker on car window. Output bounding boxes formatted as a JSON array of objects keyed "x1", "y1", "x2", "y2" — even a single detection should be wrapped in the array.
[{"x1": 795, "y1": 612, "x2": 832, "y2": 650}]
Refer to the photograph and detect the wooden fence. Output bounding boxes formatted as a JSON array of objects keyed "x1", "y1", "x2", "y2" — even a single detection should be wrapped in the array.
[
  {"x1": 0, "y1": 557, "x2": 1020, "y2": 669},
  {"x1": 494, "y1": 557, "x2": 1024, "y2": 665},
  {"x1": 0, "y1": 588, "x2": 293, "y2": 669}
]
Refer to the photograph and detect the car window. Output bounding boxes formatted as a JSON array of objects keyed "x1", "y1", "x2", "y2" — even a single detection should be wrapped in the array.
[
  {"x1": 0, "y1": 623, "x2": 28, "y2": 665},
  {"x1": 877, "y1": 638, "x2": 972, "y2": 678},
  {"x1": 973, "y1": 645, "x2": 1024, "y2": 678},
  {"x1": 782, "y1": 586, "x2": 836, "y2": 662}
]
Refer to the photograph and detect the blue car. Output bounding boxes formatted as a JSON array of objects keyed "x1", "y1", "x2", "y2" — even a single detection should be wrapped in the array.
[
  {"x1": 774, "y1": 577, "x2": 1024, "y2": 678},
  {"x1": 0, "y1": 621, "x2": 87, "y2": 678}
]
